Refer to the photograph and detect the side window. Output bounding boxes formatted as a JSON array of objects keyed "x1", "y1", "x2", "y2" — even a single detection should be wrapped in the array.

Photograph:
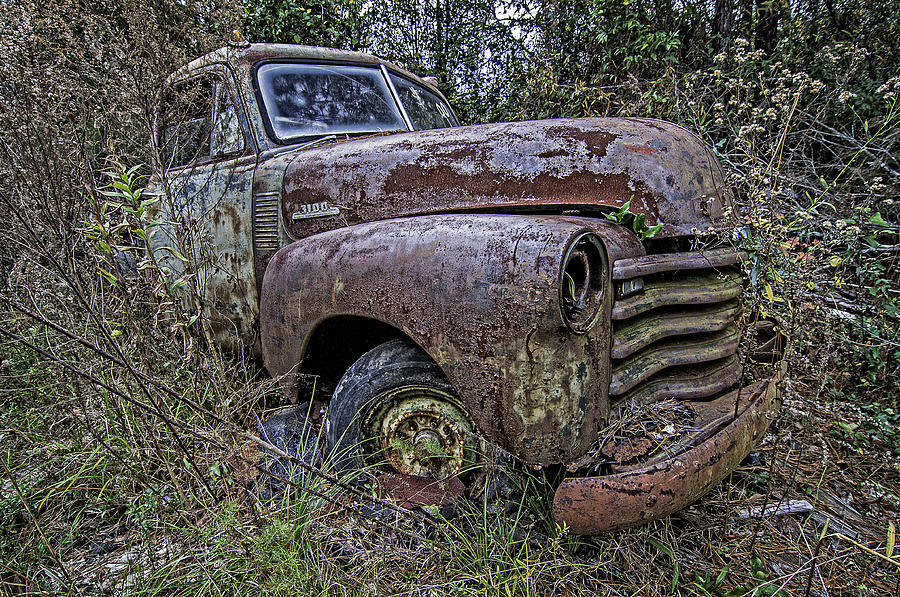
[
  {"x1": 211, "y1": 83, "x2": 244, "y2": 157},
  {"x1": 160, "y1": 76, "x2": 213, "y2": 169},
  {"x1": 159, "y1": 74, "x2": 244, "y2": 169}
]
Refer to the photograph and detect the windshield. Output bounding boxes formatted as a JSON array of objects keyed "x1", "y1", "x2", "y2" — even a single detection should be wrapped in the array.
[
  {"x1": 256, "y1": 63, "x2": 407, "y2": 142},
  {"x1": 256, "y1": 62, "x2": 459, "y2": 143},
  {"x1": 390, "y1": 74, "x2": 458, "y2": 129}
]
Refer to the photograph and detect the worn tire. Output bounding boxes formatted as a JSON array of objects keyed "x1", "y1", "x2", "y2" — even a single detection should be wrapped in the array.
[{"x1": 324, "y1": 339, "x2": 477, "y2": 482}]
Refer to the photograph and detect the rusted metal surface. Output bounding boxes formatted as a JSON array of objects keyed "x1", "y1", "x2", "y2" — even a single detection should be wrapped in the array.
[
  {"x1": 612, "y1": 355, "x2": 744, "y2": 410},
  {"x1": 376, "y1": 472, "x2": 465, "y2": 509},
  {"x1": 280, "y1": 118, "x2": 735, "y2": 242},
  {"x1": 152, "y1": 43, "x2": 793, "y2": 530},
  {"x1": 609, "y1": 327, "x2": 740, "y2": 396},
  {"x1": 251, "y1": 150, "x2": 300, "y2": 293},
  {"x1": 156, "y1": 43, "x2": 736, "y2": 359},
  {"x1": 612, "y1": 300, "x2": 742, "y2": 359},
  {"x1": 553, "y1": 378, "x2": 783, "y2": 534},
  {"x1": 154, "y1": 44, "x2": 459, "y2": 348},
  {"x1": 609, "y1": 249, "x2": 745, "y2": 408},
  {"x1": 611, "y1": 270, "x2": 743, "y2": 320},
  {"x1": 261, "y1": 214, "x2": 639, "y2": 465},
  {"x1": 613, "y1": 248, "x2": 745, "y2": 280},
  {"x1": 363, "y1": 387, "x2": 475, "y2": 480},
  {"x1": 147, "y1": 150, "x2": 261, "y2": 354}
]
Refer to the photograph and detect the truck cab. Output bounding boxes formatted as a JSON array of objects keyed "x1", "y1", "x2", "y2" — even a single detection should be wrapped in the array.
[{"x1": 149, "y1": 43, "x2": 786, "y2": 534}]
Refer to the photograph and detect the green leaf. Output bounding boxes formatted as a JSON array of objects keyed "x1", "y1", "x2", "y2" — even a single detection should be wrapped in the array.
[
  {"x1": 647, "y1": 537, "x2": 674, "y2": 557},
  {"x1": 716, "y1": 563, "x2": 730, "y2": 585},
  {"x1": 643, "y1": 223, "x2": 663, "y2": 239},
  {"x1": 887, "y1": 522, "x2": 894, "y2": 558},
  {"x1": 161, "y1": 247, "x2": 188, "y2": 262},
  {"x1": 633, "y1": 213, "x2": 646, "y2": 232},
  {"x1": 97, "y1": 267, "x2": 119, "y2": 287},
  {"x1": 869, "y1": 212, "x2": 891, "y2": 227},
  {"x1": 563, "y1": 271, "x2": 576, "y2": 303}
]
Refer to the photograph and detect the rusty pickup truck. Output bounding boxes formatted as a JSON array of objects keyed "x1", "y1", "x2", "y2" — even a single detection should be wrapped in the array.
[{"x1": 149, "y1": 43, "x2": 786, "y2": 533}]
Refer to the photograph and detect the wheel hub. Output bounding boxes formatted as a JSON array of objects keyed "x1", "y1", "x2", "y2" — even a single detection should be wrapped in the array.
[{"x1": 365, "y1": 388, "x2": 474, "y2": 480}]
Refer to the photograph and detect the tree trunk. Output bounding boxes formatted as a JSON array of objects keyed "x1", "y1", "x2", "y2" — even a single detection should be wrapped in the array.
[{"x1": 713, "y1": 0, "x2": 735, "y2": 53}]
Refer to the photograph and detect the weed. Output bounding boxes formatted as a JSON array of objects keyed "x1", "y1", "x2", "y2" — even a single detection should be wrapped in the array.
[{"x1": 603, "y1": 197, "x2": 663, "y2": 240}]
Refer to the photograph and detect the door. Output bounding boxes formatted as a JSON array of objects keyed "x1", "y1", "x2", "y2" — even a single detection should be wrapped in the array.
[{"x1": 152, "y1": 66, "x2": 259, "y2": 354}]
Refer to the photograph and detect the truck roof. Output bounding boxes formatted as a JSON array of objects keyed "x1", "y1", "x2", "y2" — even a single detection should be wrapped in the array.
[{"x1": 177, "y1": 43, "x2": 428, "y2": 87}]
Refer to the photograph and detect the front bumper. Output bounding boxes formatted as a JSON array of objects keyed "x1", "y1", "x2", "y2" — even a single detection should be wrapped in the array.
[{"x1": 553, "y1": 372, "x2": 784, "y2": 534}]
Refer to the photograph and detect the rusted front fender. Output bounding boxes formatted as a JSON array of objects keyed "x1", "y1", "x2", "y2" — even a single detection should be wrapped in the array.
[
  {"x1": 261, "y1": 214, "x2": 644, "y2": 464},
  {"x1": 552, "y1": 376, "x2": 784, "y2": 534}
]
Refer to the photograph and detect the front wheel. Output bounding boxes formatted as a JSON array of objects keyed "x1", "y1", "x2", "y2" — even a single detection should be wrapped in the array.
[{"x1": 324, "y1": 339, "x2": 482, "y2": 488}]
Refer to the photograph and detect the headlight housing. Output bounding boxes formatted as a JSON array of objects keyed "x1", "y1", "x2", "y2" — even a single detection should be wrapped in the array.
[{"x1": 560, "y1": 233, "x2": 607, "y2": 334}]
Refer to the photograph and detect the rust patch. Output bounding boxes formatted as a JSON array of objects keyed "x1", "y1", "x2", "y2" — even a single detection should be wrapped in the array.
[
  {"x1": 260, "y1": 214, "x2": 633, "y2": 464},
  {"x1": 612, "y1": 248, "x2": 746, "y2": 280},
  {"x1": 218, "y1": 202, "x2": 242, "y2": 236},
  {"x1": 544, "y1": 125, "x2": 616, "y2": 160},
  {"x1": 376, "y1": 472, "x2": 465, "y2": 509},
  {"x1": 625, "y1": 139, "x2": 667, "y2": 155}
]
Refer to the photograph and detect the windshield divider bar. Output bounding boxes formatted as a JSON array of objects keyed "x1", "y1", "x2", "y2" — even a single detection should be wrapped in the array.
[{"x1": 382, "y1": 65, "x2": 414, "y2": 132}]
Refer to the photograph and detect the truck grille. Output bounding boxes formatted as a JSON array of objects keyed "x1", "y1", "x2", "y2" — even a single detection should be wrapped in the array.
[{"x1": 609, "y1": 248, "x2": 745, "y2": 409}]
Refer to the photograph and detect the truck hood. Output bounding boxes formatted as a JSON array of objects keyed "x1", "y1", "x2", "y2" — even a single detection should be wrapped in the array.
[{"x1": 281, "y1": 117, "x2": 735, "y2": 239}]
